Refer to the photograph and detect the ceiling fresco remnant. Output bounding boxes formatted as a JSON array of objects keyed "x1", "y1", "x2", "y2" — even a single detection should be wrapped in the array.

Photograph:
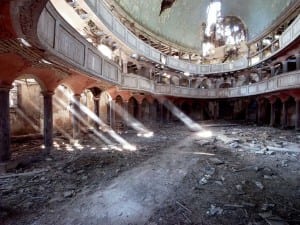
[{"x1": 113, "y1": 0, "x2": 294, "y2": 52}]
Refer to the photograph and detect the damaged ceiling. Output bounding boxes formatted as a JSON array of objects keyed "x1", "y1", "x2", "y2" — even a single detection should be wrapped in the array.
[{"x1": 112, "y1": 0, "x2": 294, "y2": 51}]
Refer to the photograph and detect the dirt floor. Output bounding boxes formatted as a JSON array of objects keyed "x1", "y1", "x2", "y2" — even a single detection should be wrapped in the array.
[{"x1": 1, "y1": 121, "x2": 300, "y2": 225}]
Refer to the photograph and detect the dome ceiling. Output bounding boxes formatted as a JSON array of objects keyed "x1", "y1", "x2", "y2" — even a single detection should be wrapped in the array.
[{"x1": 112, "y1": 0, "x2": 293, "y2": 51}]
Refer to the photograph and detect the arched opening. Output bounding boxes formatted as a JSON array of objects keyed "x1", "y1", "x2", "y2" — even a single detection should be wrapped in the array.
[
  {"x1": 10, "y1": 78, "x2": 44, "y2": 136},
  {"x1": 259, "y1": 98, "x2": 271, "y2": 125},
  {"x1": 198, "y1": 79, "x2": 210, "y2": 89},
  {"x1": 141, "y1": 98, "x2": 150, "y2": 122},
  {"x1": 219, "y1": 82, "x2": 232, "y2": 88},
  {"x1": 286, "y1": 56, "x2": 297, "y2": 72},
  {"x1": 247, "y1": 99, "x2": 258, "y2": 122},
  {"x1": 285, "y1": 97, "x2": 296, "y2": 128},
  {"x1": 128, "y1": 97, "x2": 139, "y2": 119},
  {"x1": 181, "y1": 101, "x2": 191, "y2": 117},
  {"x1": 219, "y1": 100, "x2": 233, "y2": 120},
  {"x1": 191, "y1": 101, "x2": 202, "y2": 120}
]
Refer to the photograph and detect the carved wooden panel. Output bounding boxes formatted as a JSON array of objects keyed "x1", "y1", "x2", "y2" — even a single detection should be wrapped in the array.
[
  {"x1": 114, "y1": 20, "x2": 126, "y2": 38},
  {"x1": 292, "y1": 16, "x2": 300, "y2": 38},
  {"x1": 268, "y1": 79, "x2": 277, "y2": 90},
  {"x1": 127, "y1": 32, "x2": 137, "y2": 48},
  {"x1": 137, "y1": 41, "x2": 150, "y2": 55},
  {"x1": 150, "y1": 49, "x2": 160, "y2": 61},
  {"x1": 189, "y1": 64, "x2": 197, "y2": 74},
  {"x1": 278, "y1": 74, "x2": 298, "y2": 87},
  {"x1": 123, "y1": 76, "x2": 138, "y2": 88},
  {"x1": 87, "y1": 49, "x2": 102, "y2": 74},
  {"x1": 178, "y1": 62, "x2": 188, "y2": 70},
  {"x1": 211, "y1": 64, "x2": 223, "y2": 73},
  {"x1": 139, "y1": 79, "x2": 151, "y2": 90},
  {"x1": 248, "y1": 85, "x2": 257, "y2": 93},
  {"x1": 86, "y1": 0, "x2": 97, "y2": 8},
  {"x1": 258, "y1": 83, "x2": 267, "y2": 92},
  {"x1": 241, "y1": 87, "x2": 248, "y2": 95},
  {"x1": 200, "y1": 65, "x2": 210, "y2": 73},
  {"x1": 38, "y1": 9, "x2": 55, "y2": 47},
  {"x1": 168, "y1": 57, "x2": 179, "y2": 67},
  {"x1": 99, "y1": 4, "x2": 113, "y2": 27},
  {"x1": 57, "y1": 26, "x2": 85, "y2": 65},
  {"x1": 281, "y1": 29, "x2": 292, "y2": 46}
]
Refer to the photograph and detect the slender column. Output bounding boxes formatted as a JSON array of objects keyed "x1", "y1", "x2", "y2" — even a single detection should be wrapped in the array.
[
  {"x1": 137, "y1": 103, "x2": 143, "y2": 121},
  {"x1": 93, "y1": 97, "x2": 100, "y2": 130},
  {"x1": 281, "y1": 100, "x2": 287, "y2": 128},
  {"x1": 295, "y1": 98, "x2": 300, "y2": 130},
  {"x1": 270, "y1": 101, "x2": 275, "y2": 127},
  {"x1": 72, "y1": 94, "x2": 81, "y2": 140},
  {"x1": 0, "y1": 86, "x2": 12, "y2": 162},
  {"x1": 159, "y1": 103, "x2": 164, "y2": 122},
  {"x1": 213, "y1": 101, "x2": 218, "y2": 120},
  {"x1": 110, "y1": 100, "x2": 116, "y2": 129},
  {"x1": 296, "y1": 54, "x2": 300, "y2": 71},
  {"x1": 282, "y1": 61, "x2": 288, "y2": 73},
  {"x1": 244, "y1": 100, "x2": 249, "y2": 121},
  {"x1": 123, "y1": 101, "x2": 129, "y2": 129},
  {"x1": 257, "y1": 101, "x2": 262, "y2": 125},
  {"x1": 43, "y1": 91, "x2": 54, "y2": 152}
]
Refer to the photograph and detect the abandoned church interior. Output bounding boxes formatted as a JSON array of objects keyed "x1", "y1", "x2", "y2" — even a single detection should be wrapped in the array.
[{"x1": 0, "y1": 0, "x2": 300, "y2": 224}]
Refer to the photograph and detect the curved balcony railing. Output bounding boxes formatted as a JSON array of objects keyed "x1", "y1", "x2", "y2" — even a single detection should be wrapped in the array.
[
  {"x1": 122, "y1": 71, "x2": 300, "y2": 98},
  {"x1": 37, "y1": 2, "x2": 300, "y2": 99},
  {"x1": 85, "y1": 0, "x2": 300, "y2": 74}
]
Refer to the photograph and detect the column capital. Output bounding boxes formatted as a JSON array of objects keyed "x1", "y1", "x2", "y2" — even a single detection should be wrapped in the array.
[{"x1": 41, "y1": 91, "x2": 54, "y2": 96}]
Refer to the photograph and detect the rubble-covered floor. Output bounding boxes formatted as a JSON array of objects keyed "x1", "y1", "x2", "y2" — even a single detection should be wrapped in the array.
[{"x1": 1, "y1": 122, "x2": 300, "y2": 225}]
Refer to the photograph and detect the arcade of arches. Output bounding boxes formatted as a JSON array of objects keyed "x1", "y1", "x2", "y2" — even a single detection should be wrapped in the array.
[{"x1": 0, "y1": 0, "x2": 300, "y2": 225}]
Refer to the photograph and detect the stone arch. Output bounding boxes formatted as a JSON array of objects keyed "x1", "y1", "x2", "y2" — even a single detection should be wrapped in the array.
[
  {"x1": 219, "y1": 82, "x2": 232, "y2": 88},
  {"x1": 286, "y1": 55, "x2": 297, "y2": 72},
  {"x1": 10, "y1": 76, "x2": 45, "y2": 136},
  {"x1": 198, "y1": 79, "x2": 210, "y2": 89}
]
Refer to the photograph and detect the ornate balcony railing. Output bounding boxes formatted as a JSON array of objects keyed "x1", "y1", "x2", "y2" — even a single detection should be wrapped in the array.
[{"x1": 37, "y1": 2, "x2": 300, "y2": 99}]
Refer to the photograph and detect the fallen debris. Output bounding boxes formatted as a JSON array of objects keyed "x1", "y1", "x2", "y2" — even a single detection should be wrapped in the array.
[
  {"x1": 206, "y1": 204, "x2": 223, "y2": 216},
  {"x1": 0, "y1": 169, "x2": 48, "y2": 179}
]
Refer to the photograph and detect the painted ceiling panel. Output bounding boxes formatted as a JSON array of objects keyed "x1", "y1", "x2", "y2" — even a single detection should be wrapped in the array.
[{"x1": 113, "y1": 0, "x2": 293, "y2": 51}]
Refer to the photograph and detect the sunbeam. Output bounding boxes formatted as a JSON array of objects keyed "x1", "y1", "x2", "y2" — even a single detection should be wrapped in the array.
[
  {"x1": 112, "y1": 103, "x2": 154, "y2": 138},
  {"x1": 55, "y1": 90, "x2": 137, "y2": 151}
]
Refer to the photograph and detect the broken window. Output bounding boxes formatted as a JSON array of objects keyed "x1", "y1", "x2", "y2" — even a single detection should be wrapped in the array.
[{"x1": 202, "y1": 1, "x2": 246, "y2": 62}]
